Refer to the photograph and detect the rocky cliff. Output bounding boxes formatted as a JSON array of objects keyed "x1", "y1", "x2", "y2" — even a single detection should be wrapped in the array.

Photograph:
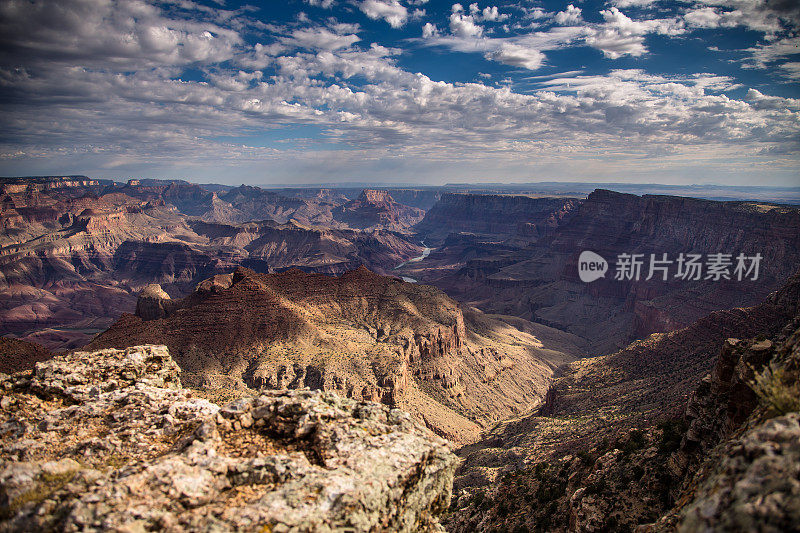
[
  {"x1": 87, "y1": 266, "x2": 581, "y2": 443},
  {"x1": 413, "y1": 193, "x2": 581, "y2": 245},
  {"x1": 446, "y1": 270, "x2": 800, "y2": 532},
  {"x1": 333, "y1": 189, "x2": 425, "y2": 231},
  {"x1": 416, "y1": 189, "x2": 800, "y2": 354},
  {"x1": 0, "y1": 345, "x2": 457, "y2": 531}
]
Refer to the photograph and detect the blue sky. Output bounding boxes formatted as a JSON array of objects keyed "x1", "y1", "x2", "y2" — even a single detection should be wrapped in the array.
[{"x1": 0, "y1": 0, "x2": 798, "y2": 185}]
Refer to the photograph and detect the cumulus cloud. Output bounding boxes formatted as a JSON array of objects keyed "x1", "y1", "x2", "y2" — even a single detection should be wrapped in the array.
[
  {"x1": 611, "y1": 0, "x2": 658, "y2": 7},
  {"x1": 684, "y1": 7, "x2": 723, "y2": 28},
  {"x1": 286, "y1": 27, "x2": 360, "y2": 50},
  {"x1": 449, "y1": 11, "x2": 484, "y2": 37},
  {"x1": 0, "y1": 0, "x2": 797, "y2": 183},
  {"x1": 554, "y1": 5, "x2": 583, "y2": 25},
  {"x1": 357, "y1": 0, "x2": 408, "y2": 28},
  {"x1": 586, "y1": 8, "x2": 685, "y2": 58},
  {"x1": 486, "y1": 43, "x2": 545, "y2": 70},
  {"x1": 305, "y1": 0, "x2": 335, "y2": 8},
  {"x1": 422, "y1": 22, "x2": 439, "y2": 38},
  {"x1": 468, "y1": 3, "x2": 509, "y2": 22}
]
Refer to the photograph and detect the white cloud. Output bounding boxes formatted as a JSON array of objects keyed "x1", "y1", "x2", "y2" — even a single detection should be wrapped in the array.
[
  {"x1": 468, "y1": 4, "x2": 509, "y2": 22},
  {"x1": 684, "y1": 7, "x2": 722, "y2": 28},
  {"x1": 586, "y1": 7, "x2": 685, "y2": 58},
  {"x1": 449, "y1": 12, "x2": 484, "y2": 38},
  {"x1": 554, "y1": 5, "x2": 583, "y2": 26},
  {"x1": 305, "y1": 0, "x2": 335, "y2": 8},
  {"x1": 357, "y1": 0, "x2": 408, "y2": 28},
  {"x1": 611, "y1": 0, "x2": 658, "y2": 7},
  {"x1": 486, "y1": 43, "x2": 545, "y2": 70},
  {"x1": 286, "y1": 27, "x2": 360, "y2": 50},
  {"x1": 422, "y1": 22, "x2": 439, "y2": 39}
]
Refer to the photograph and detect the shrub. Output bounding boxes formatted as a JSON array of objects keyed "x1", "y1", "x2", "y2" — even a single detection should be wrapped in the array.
[
  {"x1": 750, "y1": 362, "x2": 800, "y2": 416},
  {"x1": 657, "y1": 418, "x2": 687, "y2": 454},
  {"x1": 621, "y1": 429, "x2": 647, "y2": 454}
]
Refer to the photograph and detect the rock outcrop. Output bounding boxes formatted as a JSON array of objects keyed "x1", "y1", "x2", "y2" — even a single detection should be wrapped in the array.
[
  {"x1": 0, "y1": 345, "x2": 457, "y2": 532},
  {"x1": 134, "y1": 284, "x2": 177, "y2": 321},
  {"x1": 446, "y1": 270, "x2": 800, "y2": 533},
  {"x1": 334, "y1": 189, "x2": 425, "y2": 231},
  {"x1": 87, "y1": 267, "x2": 581, "y2": 443}
]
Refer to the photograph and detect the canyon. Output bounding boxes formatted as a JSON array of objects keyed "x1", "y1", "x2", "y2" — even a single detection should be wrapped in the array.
[
  {"x1": 0, "y1": 178, "x2": 424, "y2": 350},
  {"x1": 87, "y1": 266, "x2": 581, "y2": 443},
  {"x1": 400, "y1": 189, "x2": 800, "y2": 354},
  {"x1": 1, "y1": 175, "x2": 799, "y2": 531},
  {"x1": 447, "y1": 269, "x2": 800, "y2": 532}
]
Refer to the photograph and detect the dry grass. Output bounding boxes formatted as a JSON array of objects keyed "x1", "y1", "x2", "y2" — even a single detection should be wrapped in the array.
[{"x1": 750, "y1": 362, "x2": 800, "y2": 416}]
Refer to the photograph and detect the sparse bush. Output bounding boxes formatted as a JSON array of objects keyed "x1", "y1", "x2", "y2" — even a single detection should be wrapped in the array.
[
  {"x1": 578, "y1": 450, "x2": 595, "y2": 465},
  {"x1": 750, "y1": 362, "x2": 800, "y2": 416},
  {"x1": 620, "y1": 429, "x2": 647, "y2": 454},
  {"x1": 657, "y1": 418, "x2": 687, "y2": 454}
]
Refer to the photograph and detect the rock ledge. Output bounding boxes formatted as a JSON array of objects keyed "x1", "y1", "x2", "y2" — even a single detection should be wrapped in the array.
[{"x1": 0, "y1": 345, "x2": 456, "y2": 532}]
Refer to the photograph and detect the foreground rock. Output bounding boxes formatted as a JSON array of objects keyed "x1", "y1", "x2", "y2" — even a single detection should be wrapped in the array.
[
  {"x1": 447, "y1": 270, "x2": 800, "y2": 532},
  {"x1": 0, "y1": 345, "x2": 457, "y2": 532}
]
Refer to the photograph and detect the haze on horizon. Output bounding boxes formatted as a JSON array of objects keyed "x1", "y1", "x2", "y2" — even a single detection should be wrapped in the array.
[{"x1": 0, "y1": 0, "x2": 798, "y2": 187}]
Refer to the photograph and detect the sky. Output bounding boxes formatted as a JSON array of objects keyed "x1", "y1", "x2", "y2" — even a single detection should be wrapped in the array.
[{"x1": 0, "y1": 0, "x2": 798, "y2": 186}]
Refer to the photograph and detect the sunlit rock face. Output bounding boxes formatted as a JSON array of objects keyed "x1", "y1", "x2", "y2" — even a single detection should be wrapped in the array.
[
  {"x1": 0, "y1": 345, "x2": 457, "y2": 532},
  {"x1": 87, "y1": 266, "x2": 580, "y2": 443}
]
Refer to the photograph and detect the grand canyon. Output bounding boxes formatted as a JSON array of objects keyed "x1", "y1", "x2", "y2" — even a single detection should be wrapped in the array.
[
  {"x1": 1, "y1": 175, "x2": 799, "y2": 531},
  {"x1": 3, "y1": 0, "x2": 799, "y2": 528}
]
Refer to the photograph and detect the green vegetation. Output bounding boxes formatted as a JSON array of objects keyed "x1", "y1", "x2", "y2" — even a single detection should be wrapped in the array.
[
  {"x1": 750, "y1": 362, "x2": 800, "y2": 416},
  {"x1": 0, "y1": 469, "x2": 78, "y2": 520}
]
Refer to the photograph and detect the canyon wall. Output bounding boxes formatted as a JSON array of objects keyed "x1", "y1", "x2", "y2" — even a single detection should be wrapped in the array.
[
  {"x1": 413, "y1": 189, "x2": 800, "y2": 354},
  {"x1": 414, "y1": 193, "x2": 581, "y2": 244},
  {"x1": 87, "y1": 266, "x2": 579, "y2": 442}
]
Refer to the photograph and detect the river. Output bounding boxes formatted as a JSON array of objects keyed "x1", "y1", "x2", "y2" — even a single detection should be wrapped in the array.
[{"x1": 393, "y1": 243, "x2": 431, "y2": 283}]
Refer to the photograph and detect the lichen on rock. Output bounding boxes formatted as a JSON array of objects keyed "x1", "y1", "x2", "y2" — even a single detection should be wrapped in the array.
[{"x1": 0, "y1": 345, "x2": 457, "y2": 532}]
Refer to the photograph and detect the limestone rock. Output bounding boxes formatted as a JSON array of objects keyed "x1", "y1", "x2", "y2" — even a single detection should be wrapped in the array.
[
  {"x1": 0, "y1": 345, "x2": 457, "y2": 532},
  {"x1": 677, "y1": 414, "x2": 800, "y2": 533},
  {"x1": 135, "y1": 284, "x2": 175, "y2": 320}
]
